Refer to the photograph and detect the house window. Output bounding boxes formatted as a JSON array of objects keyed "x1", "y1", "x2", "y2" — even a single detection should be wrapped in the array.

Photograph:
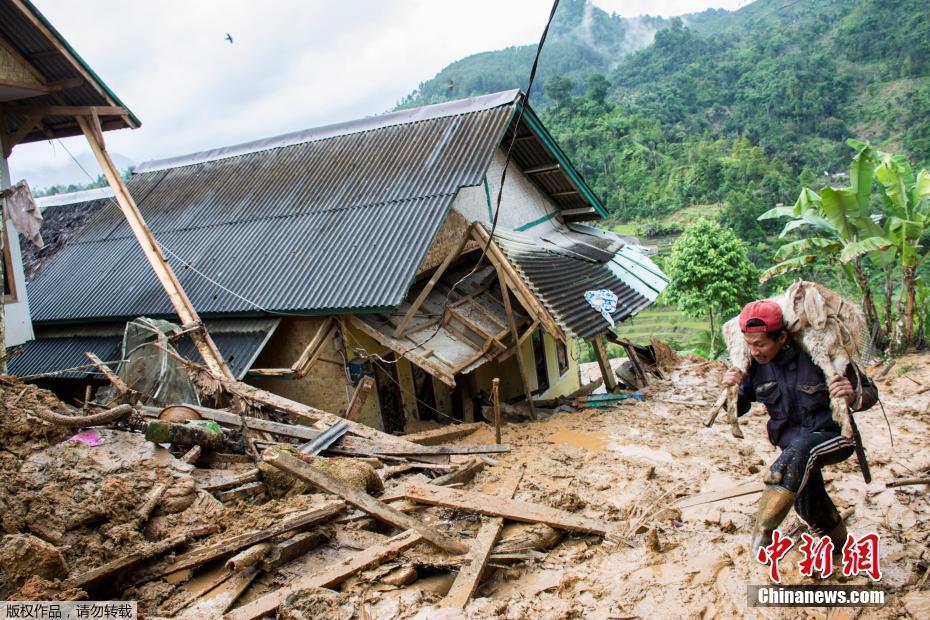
[
  {"x1": 556, "y1": 339, "x2": 569, "y2": 376},
  {"x1": 2, "y1": 223, "x2": 16, "y2": 304},
  {"x1": 531, "y1": 330, "x2": 549, "y2": 394}
]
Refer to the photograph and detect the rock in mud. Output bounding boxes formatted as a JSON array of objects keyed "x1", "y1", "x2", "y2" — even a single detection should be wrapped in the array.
[
  {"x1": 0, "y1": 534, "x2": 68, "y2": 593},
  {"x1": 279, "y1": 587, "x2": 354, "y2": 620}
]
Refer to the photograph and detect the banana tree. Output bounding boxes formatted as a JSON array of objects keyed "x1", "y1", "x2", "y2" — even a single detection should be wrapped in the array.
[
  {"x1": 840, "y1": 142, "x2": 930, "y2": 348},
  {"x1": 759, "y1": 145, "x2": 884, "y2": 331}
]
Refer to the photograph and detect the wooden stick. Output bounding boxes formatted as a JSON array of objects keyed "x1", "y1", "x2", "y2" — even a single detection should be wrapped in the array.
[
  {"x1": 263, "y1": 450, "x2": 467, "y2": 554},
  {"x1": 497, "y1": 267, "x2": 536, "y2": 419},
  {"x1": 431, "y1": 458, "x2": 486, "y2": 487},
  {"x1": 441, "y1": 465, "x2": 524, "y2": 610},
  {"x1": 224, "y1": 530, "x2": 421, "y2": 620},
  {"x1": 135, "y1": 501, "x2": 345, "y2": 582},
  {"x1": 492, "y1": 378, "x2": 502, "y2": 444},
  {"x1": 404, "y1": 483, "x2": 606, "y2": 535},
  {"x1": 85, "y1": 352, "x2": 134, "y2": 398},
  {"x1": 345, "y1": 376, "x2": 374, "y2": 422},
  {"x1": 886, "y1": 476, "x2": 930, "y2": 488}
]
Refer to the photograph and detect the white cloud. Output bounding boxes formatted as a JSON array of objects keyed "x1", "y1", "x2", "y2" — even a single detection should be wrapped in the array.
[{"x1": 8, "y1": 0, "x2": 753, "y2": 187}]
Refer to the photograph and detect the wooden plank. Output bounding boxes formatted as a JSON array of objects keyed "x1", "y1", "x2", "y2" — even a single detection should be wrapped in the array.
[
  {"x1": 66, "y1": 534, "x2": 187, "y2": 590},
  {"x1": 263, "y1": 450, "x2": 468, "y2": 554},
  {"x1": 432, "y1": 458, "x2": 486, "y2": 487},
  {"x1": 76, "y1": 114, "x2": 232, "y2": 379},
  {"x1": 394, "y1": 225, "x2": 473, "y2": 338},
  {"x1": 673, "y1": 476, "x2": 835, "y2": 509},
  {"x1": 202, "y1": 470, "x2": 260, "y2": 492},
  {"x1": 404, "y1": 483, "x2": 607, "y2": 535},
  {"x1": 348, "y1": 315, "x2": 456, "y2": 386},
  {"x1": 11, "y1": 104, "x2": 128, "y2": 117},
  {"x1": 260, "y1": 531, "x2": 331, "y2": 572},
  {"x1": 327, "y1": 435, "x2": 509, "y2": 456},
  {"x1": 181, "y1": 565, "x2": 259, "y2": 618},
  {"x1": 402, "y1": 422, "x2": 485, "y2": 446},
  {"x1": 497, "y1": 267, "x2": 536, "y2": 419},
  {"x1": 137, "y1": 501, "x2": 345, "y2": 581},
  {"x1": 85, "y1": 351, "x2": 133, "y2": 396},
  {"x1": 224, "y1": 530, "x2": 421, "y2": 620},
  {"x1": 344, "y1": 376, "x2": 374, "y2": 422},
  {"x1": 441, "y1": 466, "x2": 524, "y2": 609},
  {"x1": 589, "y1": 335, "x2": 618, "y2": 392},
  {"x1": 217, "y1": 481, "x2": 265, "y2": 503}
]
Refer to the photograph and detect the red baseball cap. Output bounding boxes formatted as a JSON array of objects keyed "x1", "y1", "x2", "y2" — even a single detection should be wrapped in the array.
[{"x1": 739, "y1": 300, "x2": 784, "y2": 333}]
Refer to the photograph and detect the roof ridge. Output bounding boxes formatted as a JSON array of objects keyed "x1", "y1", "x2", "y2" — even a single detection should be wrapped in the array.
[{"x1": 135, "y1": 90, "x2": 522, "y2": 175}]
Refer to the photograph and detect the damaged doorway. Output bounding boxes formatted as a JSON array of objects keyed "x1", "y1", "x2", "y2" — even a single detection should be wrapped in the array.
[{"x1": 373, "y1": 353, "x2": 406, "y2": 433}]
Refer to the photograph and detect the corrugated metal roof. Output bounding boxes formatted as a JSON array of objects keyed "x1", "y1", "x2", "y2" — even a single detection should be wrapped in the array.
[
  {"x1": 492, "y1": 226, "x2": 668, "y2": 339},
  {"x1": 27, "y1": 94, "x2": 520, "y2": 323},
  {"x1": 7, "y1": 318, "x2": 279, "y2": 380},
  {"x1": 0, "y1": 0, "x2": 139, "y2": 142}
]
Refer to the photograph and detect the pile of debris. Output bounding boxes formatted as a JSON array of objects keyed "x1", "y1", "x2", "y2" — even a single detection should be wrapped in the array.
[{"x1": 0, "y1": 356, "x2": 612, "y2": 618}]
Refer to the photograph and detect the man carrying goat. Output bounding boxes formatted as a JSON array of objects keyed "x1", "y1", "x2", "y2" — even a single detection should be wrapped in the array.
[{"x1": 720, "y1": 299, "x2": 877, "y2": 562}]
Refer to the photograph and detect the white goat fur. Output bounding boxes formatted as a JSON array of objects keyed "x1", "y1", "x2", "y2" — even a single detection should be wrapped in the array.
[{"x1": 722, "y1": 281, "x2": 866, "y2": 439}]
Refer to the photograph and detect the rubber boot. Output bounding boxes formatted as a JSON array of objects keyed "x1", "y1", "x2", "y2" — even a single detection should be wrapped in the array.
[
  {"x1": 749, "y1": 485, "x2": 797, "y2": 557},
  {"x1": 819, "y1": 519, "x2": 848, "y2": 561}
]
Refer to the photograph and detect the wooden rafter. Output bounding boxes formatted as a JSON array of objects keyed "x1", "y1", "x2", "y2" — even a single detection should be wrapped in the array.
[{"x1": 394, "y1": 224, "x2": 474, "y2": 338}]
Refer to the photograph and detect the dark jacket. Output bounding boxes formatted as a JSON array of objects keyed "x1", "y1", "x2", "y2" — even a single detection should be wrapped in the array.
[{"x1": 736, "y1": 339, "x2": 877, "y2": 448}]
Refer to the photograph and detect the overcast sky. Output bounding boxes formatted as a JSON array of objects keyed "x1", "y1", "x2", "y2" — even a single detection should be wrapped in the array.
[{"x1": 9, "y1": 0, "x2": 751, "y2": 188}]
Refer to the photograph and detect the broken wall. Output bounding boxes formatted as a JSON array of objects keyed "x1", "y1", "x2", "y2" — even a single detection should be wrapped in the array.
[{"x1": 246, "y1": 317, "x2": 350, "y2": 418}]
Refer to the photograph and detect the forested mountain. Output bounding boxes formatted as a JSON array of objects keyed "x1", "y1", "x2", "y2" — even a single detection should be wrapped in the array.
[{"x1": 399, "y1": 0, "x2": 930, "y2": 245}]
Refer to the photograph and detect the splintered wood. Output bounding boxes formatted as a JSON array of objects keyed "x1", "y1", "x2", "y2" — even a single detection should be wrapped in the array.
[{"x1": 262, "y1": 449, "x2": 468, "y2": 555}]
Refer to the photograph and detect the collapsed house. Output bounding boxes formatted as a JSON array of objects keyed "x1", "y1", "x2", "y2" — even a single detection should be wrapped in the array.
[{"x1": 9, "y1": 90, "x2": 667, "y2": 431}]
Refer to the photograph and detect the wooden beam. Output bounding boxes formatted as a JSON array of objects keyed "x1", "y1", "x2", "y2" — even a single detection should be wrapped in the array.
[
  {"x1": 293, "y1": 319, "x2": 336, "y2": 377},
  {"x1": 135, "y1": 501, "x2": 345, "y2": 581},
  {"x1": 76, "y1": 115, "x2": 233, "y2": 379},
  {"x1": 402, "y1": 422, "x2": 485, "y2": 446},
  {"x1": 394, "y1": 225, "x2": 473, "y2": 338},
  {"x1": 139, "y1": 405, "x2": 318, "y2": 441},
  {"x1": 12, "y1": 104, "x2": 128, "y2": 117},
  {"x1": 492, "y1": 378, "x2": 502, "y2": 445},
  {"x1": 588, "y1": 335, "x2": 617, "y2": 392},
  {"x1": 263, "y1": 450, "x2": 468, "y2": 554},
  {"x1": 404, "y1": 483, "x2": 607, "y2": 535},
  {"x1": 1, "y1": 110, "x2": 43, "y2": 158},
  {"x1": 440, "y1": 466, "x2": 523, "y2": 610},
  {"x1": 66, "y1": 534, "x2": 187, "y2": 590},
  {"x1": 224, "y1": 530, "x2": 422, "y2": 620},
  {"x1": 327, "y1": 435, "x2": 508, "y2": 457},
  {"x1": 497, "y1": 266, "x2": 536, "y2": 419},
  {"x1": 344, "y1": 375, "x2": 374, "y2": 422},
  {"x1": 348, "y1": 315, "x2": 456, "y2": 386},
  {"x1": 523, "y1": 163, "x2": 561, "y2": 175},
  {"x1": 550, "y1": 190, "x2": 579, "y2": 197}
]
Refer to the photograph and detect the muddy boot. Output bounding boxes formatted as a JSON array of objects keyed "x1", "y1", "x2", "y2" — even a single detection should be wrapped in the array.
[
  {"x1": 817, "y1": 519, "x2": 848, "y2": 562},
  {"x1": 749, "y1": 485, "x2": 796, "y2": 557}
]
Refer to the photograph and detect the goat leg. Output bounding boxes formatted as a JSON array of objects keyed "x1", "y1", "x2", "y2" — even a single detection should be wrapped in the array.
[
  {"x1": 728, "y1": 384, "x2": 743, "y2": 438},
  {"x1": 704, "y1": 389, "x2": 728, "y2": 427}
]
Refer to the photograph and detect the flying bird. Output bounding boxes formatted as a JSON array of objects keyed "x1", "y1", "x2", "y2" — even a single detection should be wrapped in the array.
[{"x1": 225, "y1": 33, "x2": 234, "y2": 44}]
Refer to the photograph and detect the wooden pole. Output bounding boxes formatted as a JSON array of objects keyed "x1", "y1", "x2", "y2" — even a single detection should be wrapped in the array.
[
  {"x1": 492, "y1": 377, "x2": 501, "y2": 444},
  {"x1": 588, "y1": 335, "x2": 618, "y2": 393},
  {"x1": 344, "y1": 375, "x2": 375, "y2": 422},
  {"x1": 76, "y1": 114, "x2": 233, "y2": 380},
  {"x1": 496, "y1": 267, "x2": 536, "y2": 420}
]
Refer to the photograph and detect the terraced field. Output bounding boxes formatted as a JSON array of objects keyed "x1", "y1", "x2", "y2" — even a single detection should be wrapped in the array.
[{"x1": 614, "y1": 305, "x2": 709, "y2": 349}]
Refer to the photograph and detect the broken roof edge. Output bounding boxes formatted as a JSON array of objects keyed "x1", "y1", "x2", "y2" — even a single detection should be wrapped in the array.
[
  {"x1": 134, "y1": 89, "x2": 523, "y2": 174},
  {"x1": 34, "y1": 186, "x2": 114, "y2": 209},
  {"x1": 15, "y1": 0, "x2": 141, "y2": 129}
]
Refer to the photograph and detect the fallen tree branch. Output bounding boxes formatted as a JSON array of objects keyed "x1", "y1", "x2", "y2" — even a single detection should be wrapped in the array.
[{"x1": 28, "y1": 403, "x2": 134, "y2": 427}]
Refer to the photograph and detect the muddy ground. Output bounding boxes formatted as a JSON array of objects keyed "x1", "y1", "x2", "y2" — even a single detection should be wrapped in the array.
[{"x1": 0, "y1": 352, "x2": 928, "y2": 618}]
